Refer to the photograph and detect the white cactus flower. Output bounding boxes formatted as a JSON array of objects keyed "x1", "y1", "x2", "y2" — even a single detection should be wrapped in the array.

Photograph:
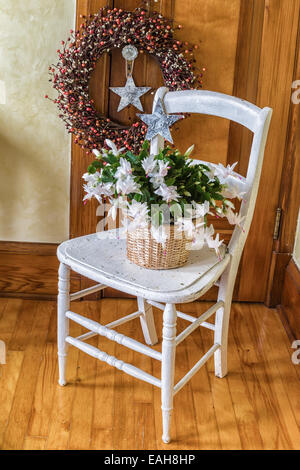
[
  {"x1": 154, "y1": 183, "x2": 180, "y2": 203},
  {"x1": 141, "y1": 154, "x2": 157, "y2": 175},
  {"x1": 105, "y1": 139, "x2": 125, "y2": 156}
]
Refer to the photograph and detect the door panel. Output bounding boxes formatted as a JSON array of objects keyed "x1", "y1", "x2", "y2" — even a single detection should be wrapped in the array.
[
  {"x1": 237, "y1": 0, "x2": 300, "y2": 301},
  {"x1": 71, "y1": 0, "x2": 300, "y2": 302}
]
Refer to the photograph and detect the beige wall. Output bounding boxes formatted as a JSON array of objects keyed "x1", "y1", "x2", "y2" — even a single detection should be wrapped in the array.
[
  {"x1": 0, "y1": 0, "x2": 75, "y2": 243},
  {"x1": 293, "y1": 208, "x2": 300, "y2": 271}
]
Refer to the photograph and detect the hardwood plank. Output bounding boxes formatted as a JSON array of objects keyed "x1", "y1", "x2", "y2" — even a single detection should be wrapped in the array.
[
  {"x1": 183, "y1": 306, "x2": 220, "y2": 450},
  {"x1": 68, "y1": 302, "x2": 99, "y2": 450},
  {"x1": 46, "y1": 302, "x2": 58, "y2": 344},
  {"x1": 267, "y1": 305, "x2": 300, "y2": 408},
  {"x1": 223, "y1": 304, "x2": 264, "y2": 449},
  {"x1": 1, "y1": 302, "x2": 52, "y2": 450},
  {"x1": 1, "y1": 297, "x2": 299, "y2": 449},
  {"x1": 133, "y1": 402, "x2": 157, "y2": 450},
  {"x1": 232, "y1": 303, "x2": 291, "y2": 449},
  {"x1": 107, "y1": 299, "x2": 157, "y2": 449},
  {"x1": 27, "y1": 342, "x2": 57, "y2": 438},
  {"x1": 206, "y1": 371, "x2": 242, "y2": 450},
  {"x1": 45, "y1": 304, "x2": 82, "y2": 450},
  {"x1": 172, "y1": 341, "x2": 200, "y2": 449},
  {"x1": 247, "y1": 304, "x2": 300, "y2": 449},
  {"x1": 0, "y1": 298, "x2": 7, "y2": 322},
  {"x1": 253, "y1": 305, "x2": 300, "y2": 430},
  {"x1": 0, "y1": 298, "x2": 23, "y2": 346},
  {"x1": 23, "y1": 437, "x2": 46, "y2": 450},
  {"x1": 8, "y1": 300, "x2": 38, "y2": 351},
  {"x1": 112, "y1": 299, "x2": 138, "y2": 450},
  {"x1": 90, "y1": 299, "x2": 117, "y2": 450},
  {"x1": 0, "y1": 351, "x2": 24, "y2": 448},
  {"x1": 196, "y1": 303, "x2": 241, "y2": 450}
]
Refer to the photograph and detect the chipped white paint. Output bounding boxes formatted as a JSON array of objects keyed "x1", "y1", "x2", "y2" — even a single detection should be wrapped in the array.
[
  {"x1": 146, "y1": 300, "x2": 215, "y2": 331},
  {"x1": 66, "y1": 310, "x2": 162, "y2": 361},
  {"x1": 66, "y1": 335, "x2": 161, "y2": 388},
  {"x1": 161, "y1": 304, "x2": 177, "y2": 444},
  {"x1": 57, "y1": 263, "x2": 70, "y2": 386},
  {"x1": 57, "y1": 88, "x2": 272, "y2": 443},
  {"x1": 58, "y1": 233, "x2": 228, "y2": 303},
  {"x1": 74, "y1": 311, "x2": 142, "y2": 343},
  {"x1": 69, "y1": 283, "x2": 106, "y2": 301},
  {"x1": 137, "y1": 297, "x2": 158, "y2": 346}
]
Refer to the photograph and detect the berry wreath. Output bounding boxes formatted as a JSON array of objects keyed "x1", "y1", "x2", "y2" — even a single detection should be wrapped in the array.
[{"x1": 47, "y1": 7, "x2": 204, "y2": 154}]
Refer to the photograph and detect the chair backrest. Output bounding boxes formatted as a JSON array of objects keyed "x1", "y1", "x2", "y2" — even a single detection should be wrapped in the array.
[{"x1": 150, "y1": 87, "x2": 272, "y2": 260}]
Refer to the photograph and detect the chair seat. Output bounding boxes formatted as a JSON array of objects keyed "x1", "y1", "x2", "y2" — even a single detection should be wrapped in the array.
[{"x1": 57, "y1": 230, "x2": 230, "y2": 303}]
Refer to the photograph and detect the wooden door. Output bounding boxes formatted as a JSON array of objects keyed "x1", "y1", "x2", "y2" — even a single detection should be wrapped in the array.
[{"x1": 71, "y1": 0, "x2": 300, "y2": 302}]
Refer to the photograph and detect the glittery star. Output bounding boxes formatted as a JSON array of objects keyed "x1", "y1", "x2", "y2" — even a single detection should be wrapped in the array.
[
  {"x1": 110, "y1": 76, "x2": 151, "y2": 112},
  {"x1": 137, "y1": 98, "x2": 183, "y2": 144}
]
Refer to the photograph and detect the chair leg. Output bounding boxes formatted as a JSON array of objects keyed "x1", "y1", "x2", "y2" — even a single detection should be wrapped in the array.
[
  {"x1": 214, "y1": 264, "x2": 236, "y2": 378},
  {"x1": 57, "y1": 263, "x2": 70, "y2": 386},
  {"x1": 214, "y1": 303, "x2": 230, "y2": 378},
  {"x1": 137, "y1": 297, "x2": 158, "y2": 346},
  {"x1": 161, "y1": 303, "x2": 177, "y2": 444}
]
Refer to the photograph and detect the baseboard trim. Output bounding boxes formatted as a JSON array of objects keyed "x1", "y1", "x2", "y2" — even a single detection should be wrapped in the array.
[
  {"x1": 0, "y1": 241, "x2": 80, "y2": 300},
  {"x1": 0, "y1": 291, "x2": 59, "y2": 301},
  {"x1": 0, "y1": 241, "x2": 58, "y2": 255},
  {"x1": 278, "y1": 259, "x2": 300, "y2": 339}
]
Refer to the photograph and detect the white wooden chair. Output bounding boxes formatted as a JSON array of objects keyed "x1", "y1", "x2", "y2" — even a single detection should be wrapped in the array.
[{"x1": 57, "y1": 87, "x2": 272, "y2": 444}]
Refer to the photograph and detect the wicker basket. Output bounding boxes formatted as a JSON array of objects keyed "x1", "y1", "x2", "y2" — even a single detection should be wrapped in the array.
[{"x1": 127, "y1": 223, "x2": 190, "y2": 270}]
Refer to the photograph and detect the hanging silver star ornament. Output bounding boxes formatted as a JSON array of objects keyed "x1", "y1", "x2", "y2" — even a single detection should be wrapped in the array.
[
  {"x1": 137, "y1": 98, "x2": 184, "y2": 144},
  {"x1": 110, "y1": 76, "x2": 151, "y2": 112},
  {"x1": 110, "y1": 45, "x2": 151, "y2": 112}
]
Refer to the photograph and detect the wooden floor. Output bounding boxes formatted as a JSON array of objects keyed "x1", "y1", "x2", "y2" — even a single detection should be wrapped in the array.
[{"x1": 0, "y1": 297, "x2": 300, "y2": 450}]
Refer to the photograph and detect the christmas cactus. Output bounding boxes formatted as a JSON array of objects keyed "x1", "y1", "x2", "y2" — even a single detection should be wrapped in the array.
[{"x1": 83, "y1": 140, "x2": 245, "y2": 257}]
